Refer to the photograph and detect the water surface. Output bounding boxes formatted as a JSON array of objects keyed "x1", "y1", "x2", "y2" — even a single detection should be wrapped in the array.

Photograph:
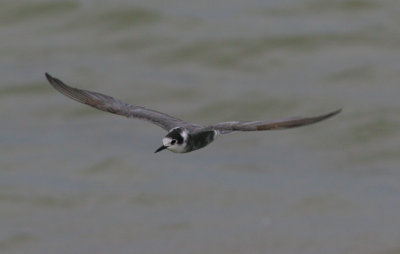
[{"x1": 1, "y1": 0, "x2": 400, "y2": 253}]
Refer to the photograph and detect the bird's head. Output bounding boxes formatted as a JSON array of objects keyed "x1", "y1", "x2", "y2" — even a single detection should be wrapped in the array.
[{"x1": 155, "y1": 128, "x2": 187, "y2": 153}]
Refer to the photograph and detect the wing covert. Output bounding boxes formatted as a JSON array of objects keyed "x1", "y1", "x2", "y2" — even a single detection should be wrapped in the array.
[
  {"x1": 45, "y1": 73, "x2": 186, "y2": 131},
  {"x1": 206, "y1": 109, "x2": 341, "y2": 134}
]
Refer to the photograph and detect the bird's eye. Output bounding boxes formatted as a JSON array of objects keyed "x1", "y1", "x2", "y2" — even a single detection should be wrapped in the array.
[{"x1": 171, "y1": 140, "x2": 176, "y2": 145}]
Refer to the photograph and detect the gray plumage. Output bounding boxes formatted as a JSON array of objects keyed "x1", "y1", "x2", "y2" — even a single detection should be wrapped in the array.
[{"x1": 45, "y1": 73, "x2": 341, "y2": 153}]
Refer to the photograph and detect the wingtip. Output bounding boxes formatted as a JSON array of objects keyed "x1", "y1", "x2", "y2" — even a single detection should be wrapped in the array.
[
  {"x1": 319, "y1": 108, "x2": 342, "y2": 122},
  {"x1": 45, "y1": 72, "x2": 53, "y2": 82},
  {"x1": 332, "y1": 108, "x2": 342, "y2": 115},
  {"x1": 45, "y1": 73, "x2": 61, "y2": 87}
]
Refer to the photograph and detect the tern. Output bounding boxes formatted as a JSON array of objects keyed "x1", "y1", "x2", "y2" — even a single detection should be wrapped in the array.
[{"x1": 45, "y1": 73, "x2": 341, "y2": 153}]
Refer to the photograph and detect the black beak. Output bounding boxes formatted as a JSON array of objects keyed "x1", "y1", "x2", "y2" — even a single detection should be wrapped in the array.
[{"x1": 155, "y1": 145, "x2": 167, "y2": 153}]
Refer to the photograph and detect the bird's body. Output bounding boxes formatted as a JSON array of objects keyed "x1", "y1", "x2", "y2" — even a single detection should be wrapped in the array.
[
  {"x1": 45, "y1": 73, "x2": 341, "y2": 154},
  {"x1": 162, "y1": 128, "x2": 217, "y2": 153}
]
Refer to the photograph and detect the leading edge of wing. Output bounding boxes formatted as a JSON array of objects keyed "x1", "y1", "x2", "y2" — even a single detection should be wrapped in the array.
[
  {"x1": 207, "y1": 109, "x2": 342, "y2": 134},
  {"x1": 45, "y1": 73, "x2": 187, "y2": 131}
]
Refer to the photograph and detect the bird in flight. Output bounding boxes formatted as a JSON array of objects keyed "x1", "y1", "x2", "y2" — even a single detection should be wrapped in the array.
[{"x1": 45, "y1": 73, "x2": 341, "y2": 153}]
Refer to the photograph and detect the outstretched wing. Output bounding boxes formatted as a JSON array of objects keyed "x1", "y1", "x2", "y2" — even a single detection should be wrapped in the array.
[
  {"x1": 45, "y1": 73, "x2": 187, "y2": 131},
  {"x1": 205, "y1": 109, "x2": 341, "y2": 134}
]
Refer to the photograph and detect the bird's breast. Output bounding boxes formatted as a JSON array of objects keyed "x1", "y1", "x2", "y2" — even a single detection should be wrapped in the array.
[{"x1": 185, "y1": 131, "x2": 216, "y2": 152}]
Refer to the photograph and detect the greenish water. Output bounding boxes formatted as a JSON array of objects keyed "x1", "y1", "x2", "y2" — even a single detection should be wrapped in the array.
[{"x1": 1, "y1": 1, "x2": 400, "y2": 253}]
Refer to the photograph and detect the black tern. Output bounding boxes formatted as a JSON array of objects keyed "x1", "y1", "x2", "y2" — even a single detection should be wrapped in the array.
[{"x1": 45, "y1": 73, "x2": 341, "y2": 153}]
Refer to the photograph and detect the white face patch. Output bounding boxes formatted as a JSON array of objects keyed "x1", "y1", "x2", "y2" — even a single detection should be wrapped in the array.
[
  {"x1": 160, "y1": 128, "x2": 188, "y2": 153},
  {"x1": 180, "y1": 130, "x2": 189, "y2": 141},
  {"x1": 162, "y1": 137, "x2": 172, "y2": 146},
  {"x1": 167, "y1": 144, "x2": 186, "y2": 153}
]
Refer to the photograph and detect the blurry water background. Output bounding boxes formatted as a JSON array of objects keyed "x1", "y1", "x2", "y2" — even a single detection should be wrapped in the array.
[{"x1": 1, "y1": 0, "x2": 400, "y2": 253}]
